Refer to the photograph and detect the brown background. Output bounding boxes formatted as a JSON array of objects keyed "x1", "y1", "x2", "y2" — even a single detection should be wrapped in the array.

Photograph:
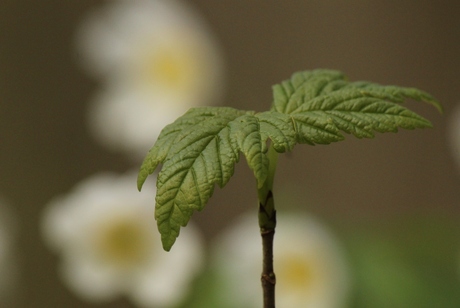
[{"x1": 1, "y1": 0, "x2": 459, "y2": 307}]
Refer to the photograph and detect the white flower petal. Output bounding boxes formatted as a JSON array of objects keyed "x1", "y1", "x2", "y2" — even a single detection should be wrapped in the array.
[
  {"x1": 0, "y1": 196, "x2": 19, "y2": 300},
  {"x1": 59, "y1": 252, "x2": 123, "y2": 302},
  {"x1": 274, "y1": 215, "x2": 351, "y2": 308},
  {"x1": 76, "y1": 0, "x2": 219, "y2": 78},
  {"x1": 87, "y1": 84, "x2": 187, "y2": 157},
  {"x1": 212, "y1": 212, "x2": 352, "y2": 308},
  {"x1": 77, "y1": 0, "x2": 225, "y2": 157},
  {"x1": 41, "y1": 171, "x2": 205, "y2": 306},
  {"x1": 130, "y1": 221, "x2": 204, "y2": 308}
]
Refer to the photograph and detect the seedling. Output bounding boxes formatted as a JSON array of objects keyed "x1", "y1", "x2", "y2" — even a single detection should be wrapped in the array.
[{"x1": 137, "y1": 69, "x2": 441, "y2": 307}]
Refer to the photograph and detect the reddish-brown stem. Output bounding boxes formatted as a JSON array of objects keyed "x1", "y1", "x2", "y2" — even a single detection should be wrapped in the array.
[{"x1": 259, "y1": 190, "x2": 276, "y2": 308}]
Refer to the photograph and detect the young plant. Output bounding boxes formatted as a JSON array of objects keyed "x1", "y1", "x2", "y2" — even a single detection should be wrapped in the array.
[{"x1": 137, "y1": 69, "x2": 441, "y2": 308}]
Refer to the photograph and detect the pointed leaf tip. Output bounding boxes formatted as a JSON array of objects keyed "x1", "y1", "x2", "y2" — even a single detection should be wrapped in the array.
[
  {"x1": 137, "y1": 171, "x2": 146, "y2": 191},
  {"x1": 161, "y1": 236, "x2": 174, "y2": 252}
]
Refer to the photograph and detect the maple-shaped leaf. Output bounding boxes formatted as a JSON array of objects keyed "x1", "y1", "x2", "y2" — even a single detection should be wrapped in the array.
[{"x1": 138, "y1": 69, "x2": 441, "y2": 250}]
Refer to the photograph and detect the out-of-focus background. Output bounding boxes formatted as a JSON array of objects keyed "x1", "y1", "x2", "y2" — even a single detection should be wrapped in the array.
[{"x1": 1, "y1": 1, "x2": 460, "y2": 307}]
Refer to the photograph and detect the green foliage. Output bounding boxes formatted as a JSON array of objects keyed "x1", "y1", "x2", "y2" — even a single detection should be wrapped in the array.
[
  {"x1": 138, "y1": 69, "x2": 441, "y2": 251},
  {"x1": 271, "y1": 70, "x2": 441, "y2": 144}
]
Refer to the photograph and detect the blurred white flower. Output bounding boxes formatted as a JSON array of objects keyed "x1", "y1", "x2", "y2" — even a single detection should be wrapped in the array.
[
  {"x1": 0, "y1": 196, "x2": 19, "y2": 301},
  {"x1": 76, "y1": 0, "x2": 225, "y2": 157},
  {"x1": 212, "y1": 212, "x2": 351, "y2": 308},
  {"x1": 41, "y1": 171, "x2": 204, "y2": 307}
]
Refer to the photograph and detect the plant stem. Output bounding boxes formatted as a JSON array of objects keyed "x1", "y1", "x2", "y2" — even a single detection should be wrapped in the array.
[{"x1": 258, "y1": 145, "x2": 278, "y2": 308}]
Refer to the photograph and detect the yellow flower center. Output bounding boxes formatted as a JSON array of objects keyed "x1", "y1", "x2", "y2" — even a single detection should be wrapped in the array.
[
  {"x1": 277, "y1": 255, "x2": 315, "y2": 291},
  {"x1": 143, "y1": 43, "x2": 197, "y2": 92},
  {"x1": 96, "y1": 218, "x2": 150, "y2": 267}
]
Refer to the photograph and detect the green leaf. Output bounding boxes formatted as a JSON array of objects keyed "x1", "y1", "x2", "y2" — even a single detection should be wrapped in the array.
[
  {"x1": 138, "y1": 107, "x2": 292, "y2": 250},
  {"x1": 272, "y1": 69, "x2": 442, "y2": 145},
  {"x1": 256, "y1": 111, "x2": 297, "y2": 153},
  {"x1": 139, "y1": 69, "x2": 441, "y2": 250}
]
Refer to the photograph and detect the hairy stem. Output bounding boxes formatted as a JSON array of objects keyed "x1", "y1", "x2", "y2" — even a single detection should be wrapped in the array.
[{"x1": 258, "y1": 145, "x2": 278, "y2": 308}]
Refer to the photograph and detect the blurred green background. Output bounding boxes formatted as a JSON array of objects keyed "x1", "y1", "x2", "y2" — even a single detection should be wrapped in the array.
[{"x1": 1, "y1": 1, "x2": 459, "y2": 307}]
